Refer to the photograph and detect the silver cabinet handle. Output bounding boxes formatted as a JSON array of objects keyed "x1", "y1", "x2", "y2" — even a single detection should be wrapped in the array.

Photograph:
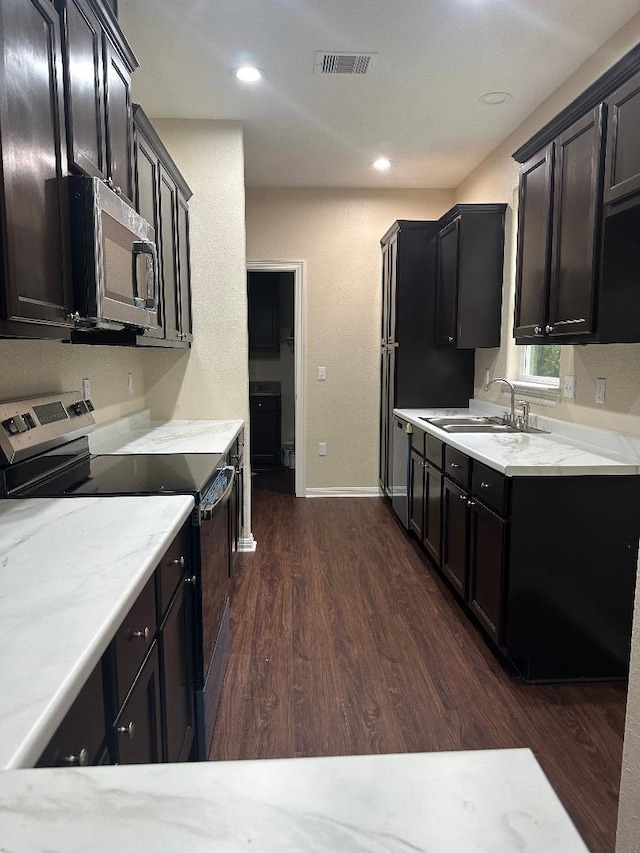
[
  {"x1": 450, "y1": 462, "x2": 460, "y2": 469},
  {"x1": 117, "y1": 722, "x2": 135, "y2": 739},
  {"x1": 184, "y1": 574, "x2": 197, "y2": 586},
  {"x1": 480, "y1": 482, "x2": 492, "y2": 489},
  {"x1": 467, "y1": 500, "x2": 476, "y2": 507},
  {"x1": 171, "y1": 556, "x2": 185, "y2": 568},
  {"x1": 448, "y1": 336, "x2": 454, "y2": 343},
  {"x1": 458, "y1": 492, "x2": 468, "y2": 501},
  {"x1": 545, "y1": 324, "x2": 554, "y2": 334},
  {"x1": 63, "y1": 748, "x2": 88, "y2": 767},
  {"x1": 534, "y1": 325, "x2": 542, "y2": 335},
  {"x1": 130, "y1": 627, "x2": 150, "y2": 640}
]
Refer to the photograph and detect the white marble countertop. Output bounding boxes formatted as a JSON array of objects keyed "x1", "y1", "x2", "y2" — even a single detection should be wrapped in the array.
[
  {"x1": 0, "y1": 495, "x2": 194, "y2": 770},
  {"x1": 0, "y1": 748, "x2": 587, "y2": 851},
  {"x1": 396, "y1": 404, "x2": 640, "y2": 476},
  {"x1": 90, "y1": 411, "x2": 244, "y2": 455}
]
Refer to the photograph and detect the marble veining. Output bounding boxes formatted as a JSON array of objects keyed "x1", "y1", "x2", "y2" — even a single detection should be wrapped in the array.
[
  {"x1": 396, "y1": 406, "x2": 640, "y2": 476},
  {"x1": 90, "y1": 417, "x2": 244, "y2": 455},
  {"x1": 0, "y1": 495, "x2": 194, "y2": 769},
  {"x1": 0, "y1": 749, "x2": 587, "y2": 851}
]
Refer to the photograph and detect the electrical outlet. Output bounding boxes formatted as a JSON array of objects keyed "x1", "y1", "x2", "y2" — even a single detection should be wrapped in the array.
[
  {"x1": 595, "y1": 377, "x2": 606, "y2": 405},
  {"x1": 563, "y1": 375, "x2": 575, "y2": 399},
  {"x1": 318, "y1": 366, "x2": 326, "y2": 381},
  {"x1": 483, "y1": 368, "x2": 490, "y2": 388},
  {"x1": 82, "y1": 378, "x2": 91, "y2": 400},
  {"x1": 128, "y1": 372, "x2": 134, "y2": 394},
  {"x1": 318, "y1": 442, "x2": 327, "y2": 456}
]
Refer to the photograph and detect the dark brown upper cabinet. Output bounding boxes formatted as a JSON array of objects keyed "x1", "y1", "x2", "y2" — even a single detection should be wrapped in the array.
[
  {"x1": 514, "y1": 107, "x2": 604, "y2": 342},
  {"x1": 604, "y1": 70, "x2": 640, "y2": 207},
  {"x1": 56, "y1": 0, "x2": 138, "y2": 206},
  {"x1": 435, "y1": 205, "x2": 506, "y2": 349},
  {"x1": 248, "y1": 272, "x2": 280, "y2": 349},
  {"x1": 0, "y1": 0, "x2": 74, "y2": 338},
  {"x1": 133, "y1": 105, "x2": 193, "y2": 347}
]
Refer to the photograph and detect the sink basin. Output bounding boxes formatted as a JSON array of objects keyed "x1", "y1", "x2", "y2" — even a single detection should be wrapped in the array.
[{"x1": 420, "y1": 415, "x2": 548, "y2": 435}]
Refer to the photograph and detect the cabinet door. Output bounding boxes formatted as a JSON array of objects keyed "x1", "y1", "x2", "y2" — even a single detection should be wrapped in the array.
[
  {"x1": 435, "y1": 219, "x2": 459, "y2": 345},
  {"x1": 177, "y1": 192, "x2": 193, "y2": 343},
  {"x1": 158, "y1": 167, "x2": 180, "y2": 341},
  {"x1": 441, "y1": 478, "x2": 469, "y2": 597},
  {"x1": 133, "y1": 127, "x2": 164, "y2": 339},
  {"x1": 468, "y1": 502, "x2": 506, "y2": 644},
  {"x1": 0, "y1": 0, "x2": 73, "y2": 332},
  {"x1": 59, "y1": 0, "x2": 106, "y2": 180},
  {"x1": 248, "y1": 273, "x2": 279, "y2": 348},
  {"x1": 250, "y1": 406, "x2": 281, "y2": 468},
  {"x1": 423, "y1": 462, "x2": 442, "y2": 566},
  {"x1": 113, "y1": 643, "x2": 162, "y2": 764},
  {"x1": 409, "y1": 449, "x2": 425, "y2": 539},
  {"x1": 103, "y1": 36, "x2": 133, "y2": 205},
  {"x1": 548, "y1": 106, "x2": 603, "y2": 338},
  {"x1": 514, "y1": 146, "x2": 553, "y2": 339},
  {"x1": 387, "y1": 233, "x2": 397, "y2": 342},
  {"x1": 159, "y1": 582, "x2": 195, "y2": 763},
  {"x1": 379, "y1": 346, "x2": 390, "y2": 493},
  {"x1": 604, "y1": 71, "x2": 640, "y2": 205}
]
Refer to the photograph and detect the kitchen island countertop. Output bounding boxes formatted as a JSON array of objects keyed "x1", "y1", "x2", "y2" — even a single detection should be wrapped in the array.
[
  {"x1": 0, "y1": 748, "x2": 587, "y2": 852},
  {"x1": 0, "y1": 495, "x2": 195, "y2": 770}
]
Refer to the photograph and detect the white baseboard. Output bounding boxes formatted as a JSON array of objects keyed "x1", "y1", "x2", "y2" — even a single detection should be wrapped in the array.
[
  {"x1": 238, "y1": 535, "x2": 257, "y2": 552},
  {"x1": 305, "y1": 487, "x2": 383, "y2": 498}
]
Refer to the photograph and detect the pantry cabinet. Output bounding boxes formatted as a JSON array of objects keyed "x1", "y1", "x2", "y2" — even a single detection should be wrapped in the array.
[{"x1": 0, "y1": 0, "x2": 74, "y2": 338}]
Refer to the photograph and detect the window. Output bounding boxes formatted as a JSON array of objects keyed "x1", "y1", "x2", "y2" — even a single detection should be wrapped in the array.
[{"x1": 520, "y1": 344, "x2": 560, "y2": 386}]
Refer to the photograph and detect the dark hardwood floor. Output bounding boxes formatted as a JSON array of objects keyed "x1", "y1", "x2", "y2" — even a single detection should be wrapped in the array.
[{"x1": 210, "y1": 471, "x2": 627, "y2": 853}]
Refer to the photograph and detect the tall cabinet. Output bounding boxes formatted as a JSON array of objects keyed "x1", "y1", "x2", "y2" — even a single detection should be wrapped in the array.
[{"x1": 379, "y1": 222, "x2": 475, "y2": 497}]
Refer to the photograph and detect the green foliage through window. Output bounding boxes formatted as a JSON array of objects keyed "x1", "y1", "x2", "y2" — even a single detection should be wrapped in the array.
[{"x1": 521, "y1": 345, "x2": 560, "y2": 381}]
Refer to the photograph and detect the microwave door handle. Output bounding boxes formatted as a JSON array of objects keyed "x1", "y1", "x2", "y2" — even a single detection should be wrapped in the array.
[{"x1": 132, "y1": 241, "x2": 158, "y2": 309}]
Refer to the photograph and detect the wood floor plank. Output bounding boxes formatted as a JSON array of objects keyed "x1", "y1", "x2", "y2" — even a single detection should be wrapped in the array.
[{"x1": 209, "y1": 470, "x2": 627, "y2": 853}]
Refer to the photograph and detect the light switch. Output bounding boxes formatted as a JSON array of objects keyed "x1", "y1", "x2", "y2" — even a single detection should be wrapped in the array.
[
  {"x1": 595, "y1": 377, "x2": 606, "y2": 405},
  {"x1": 318, "y1": 367, "x2": 327, "y2": 381},
  {"x1": 563, "y1": 375, "x2": 575, "y2": 399}
]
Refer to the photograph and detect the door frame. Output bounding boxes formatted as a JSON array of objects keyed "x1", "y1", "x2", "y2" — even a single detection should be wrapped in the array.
[{"x1": 246, "y1": 259, "x2": 306, "y2": 497}]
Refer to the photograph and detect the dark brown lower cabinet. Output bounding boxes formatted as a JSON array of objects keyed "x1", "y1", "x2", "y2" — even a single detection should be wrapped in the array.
[
  {"x1": 468, "y1": 500, "x2": 506, "y2": 645},
  {"x1": 441, "y1": 478, "x2": 469, "y2": 598},
  {"x1": 159, "y1": 581, "x2": 195, "y2": 763},
  {"x1": 113, "y1": 643, "x2": 162, "y2": 764},
  {"x1": 410, "y1": 446, "x2": 442, "y2": 566}
]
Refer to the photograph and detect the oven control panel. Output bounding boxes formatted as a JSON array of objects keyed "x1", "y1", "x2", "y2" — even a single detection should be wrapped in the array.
[{"x1": 0, "y1": 392, "x2": 96, "y2": 466}]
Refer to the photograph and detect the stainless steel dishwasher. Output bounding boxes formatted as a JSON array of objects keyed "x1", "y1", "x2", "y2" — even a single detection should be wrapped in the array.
[{"x1": 391, "y1": 415, "x2": 412, "y2": 528}]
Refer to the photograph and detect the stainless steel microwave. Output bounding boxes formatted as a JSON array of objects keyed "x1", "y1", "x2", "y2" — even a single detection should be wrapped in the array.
[{"x1": 68, "y1": 176, "x2": 159, "y2": 331}]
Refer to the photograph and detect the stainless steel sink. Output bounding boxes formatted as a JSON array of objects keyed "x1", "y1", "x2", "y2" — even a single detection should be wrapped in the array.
[{"x1": 420, "y1": 415, "x2": 548, "y2": 435}]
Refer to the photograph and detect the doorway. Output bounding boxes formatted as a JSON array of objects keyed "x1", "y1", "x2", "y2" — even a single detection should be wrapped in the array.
[{"x1": 246, "y1": 260, "x2": 305, "y2": 497}]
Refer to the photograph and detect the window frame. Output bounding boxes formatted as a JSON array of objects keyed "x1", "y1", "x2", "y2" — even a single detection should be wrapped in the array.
[{"x1": 519, "y1": 344, "x2": 561, "y2": 388}]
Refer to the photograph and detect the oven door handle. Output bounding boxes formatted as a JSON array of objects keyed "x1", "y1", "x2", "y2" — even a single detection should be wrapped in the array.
[{"x1": 200, "y1": 466, "x2": 235, "y2": 520}]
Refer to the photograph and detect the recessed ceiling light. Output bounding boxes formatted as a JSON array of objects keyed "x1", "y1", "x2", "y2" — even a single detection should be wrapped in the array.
[
  {"x1": 373, "y1": 158, "x2": 392, "y2": 171},
  {"x1": 478, "y1": 91, "x2": 512, "y2": 106},
  {"x1": 233, "y1": 66, "x2": 263, "y2": 83}
]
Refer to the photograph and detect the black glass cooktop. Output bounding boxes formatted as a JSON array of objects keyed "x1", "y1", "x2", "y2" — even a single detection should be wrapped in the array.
[{"x1": 26, "y1": 452, "x2": 225, "y2": 499}]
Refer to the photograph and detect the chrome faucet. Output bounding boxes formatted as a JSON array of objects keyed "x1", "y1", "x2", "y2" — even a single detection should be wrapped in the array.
[{"x1": 484, "y1": 377, "x2": 516, "y2": 425}]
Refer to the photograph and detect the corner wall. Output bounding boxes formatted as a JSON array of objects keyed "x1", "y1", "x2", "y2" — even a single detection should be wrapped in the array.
[{"x1": 245, "y1": 188, "x2": 454, "y2": 491}]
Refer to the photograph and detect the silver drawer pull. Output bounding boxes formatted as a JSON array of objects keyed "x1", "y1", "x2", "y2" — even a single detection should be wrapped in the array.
[
  {"x1": 63, "y1": 748, "x2": 88, "y2": 767},
  {"x1": 467, "y1": 500, "x2": 476, "y2": 507},
  {"x1": 130, "y1": 627, "x2": 150, "y2": 640},
  {"x1": 458, "y1": 493, "x2": 468, "y2": 501},
  {"x1": 184, "y1": 574, "x2": 197, "y2": 586},
  {"x1": 480, "y1": 482, "x2": 492, "y2": 489},
  {"x1": 171, "y1": 556, "x2": 185, "y2": 568},
  {"x1": 117, "y1": 722, "x2": 135, "y2": 739},
  {"x1": 450, "y1": 462, "x2": 460, "y2": 469}
]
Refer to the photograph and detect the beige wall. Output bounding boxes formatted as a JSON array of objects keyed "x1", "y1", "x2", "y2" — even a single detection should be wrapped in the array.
[
  {"x1": 245, "y1": 188, "x2": 454, "y2": 490},
  {"x1": 0, "y1": 339, "x2": 145, "y2": 424},
  {"x1": 456, "y1": 13, "x2": 640, "y2": 438}
]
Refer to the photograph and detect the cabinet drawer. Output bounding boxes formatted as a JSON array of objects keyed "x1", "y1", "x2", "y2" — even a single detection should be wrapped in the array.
[
  {"x1": 426, "y1": 435, "x2": 444, "y2": 469},
  {"x1": 114, "y1": 574, "x2": 157, "y2": 708},
  {"x1": 113, "y1": 643, "x2": 162, "y2": 764},
  {"x1": 444, "y1": 446, "x2": 471, "y2": 488},
  {"x1": 250, "y1": 395, "x2": 280, "y2": 413},
  {"x1": 37, "y1": 661, "x2": 106, "y2": 768},
  {"x1": 156, "y1": 523, "x2": 191, "y2": 620},
  {"x1": 472, "y1": 462, "x2": 507, "y2": 516},
  {"x1": 411, "y1": 426, "x2": 426, "y2": 457}
]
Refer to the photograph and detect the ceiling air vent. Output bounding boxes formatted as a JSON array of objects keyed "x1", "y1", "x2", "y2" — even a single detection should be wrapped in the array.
[{"x1": 314, "y1": 51, "x2": 377, "y2": 75}]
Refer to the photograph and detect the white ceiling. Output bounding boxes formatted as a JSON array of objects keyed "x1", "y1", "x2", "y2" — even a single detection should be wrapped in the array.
[{"x1": 119, "y1": 0, "x2": 640, "y2": 189}]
